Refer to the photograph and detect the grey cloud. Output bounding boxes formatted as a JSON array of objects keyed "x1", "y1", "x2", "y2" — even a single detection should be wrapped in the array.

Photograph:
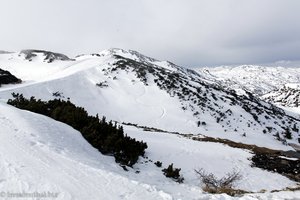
[{"x1": 0, "y1": 0, "x2": 300, "y2": 67}]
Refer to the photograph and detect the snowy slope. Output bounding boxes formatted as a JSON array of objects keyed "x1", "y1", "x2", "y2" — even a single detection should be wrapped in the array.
[
  {"x1": 0, "y1": 50, "x2": 73, "y2": 82},
  {"x1": 263, "y1": 83, "x2": 300, "y2": 107},
  {"x1": 0, "y1": 102, "x2": 299, "y2": 200},
  {"x1": 0, "y1": 102, "x2": 171, "y2": 200},
  {"x1": 0, "y1": 49, "x2": 299, "y2": 151}
]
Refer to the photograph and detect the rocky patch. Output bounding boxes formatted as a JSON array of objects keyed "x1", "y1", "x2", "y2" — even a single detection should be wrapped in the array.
[{"x1": 0, "y1": 68, "x2": 21, "y2": 87}]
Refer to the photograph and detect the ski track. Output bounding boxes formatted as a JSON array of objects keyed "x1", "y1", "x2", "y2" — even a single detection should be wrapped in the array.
[{"x1": 134, "y1": 85, "x2": 166, "y2": 120}]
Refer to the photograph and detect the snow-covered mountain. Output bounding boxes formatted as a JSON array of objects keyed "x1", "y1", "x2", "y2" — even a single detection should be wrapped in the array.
[
  {"x1": 1, "y1": 49, "x2": 299, "y2": 149},
  {"x1": 19, "y1": 49, "x2": 73, "y2": 63},
  {"x1": 197, "y1": 65, "x2": 300, "y2": 108},
  {"x1": 263, "y1": 83, "x2": 300, "y2": 108},
  {"x1": 0, "y1": 49, "x2": 300, "y2": 199}
]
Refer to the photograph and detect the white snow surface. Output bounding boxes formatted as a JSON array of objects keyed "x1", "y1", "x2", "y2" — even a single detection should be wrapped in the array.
[{"x1": 0, "y1": 102, "x2": 299, "y2": 200}]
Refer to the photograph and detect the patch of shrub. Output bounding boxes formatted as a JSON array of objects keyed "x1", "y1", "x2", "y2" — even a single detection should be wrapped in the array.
[
  {"x1": 252, "y1": 153, "x2": 300, "y2": 182},
  {"x1": 194, "y1": 168, "x2": 242, "y2": 196},
  {"x1": 96, "y1": 81, "x2": 108, "y2": 88},
  {"x1": 154, "y1": 161, "x2": 162, "y2": 167},
  {"x1": 263, "y1": 129, "x2": 267, "y2": 134},
  {"x1": 292, "y1": 124, "x2": 299, "y2": 132},
  {"x1": 162, "y1": 163, "x2": 184, "y2": 183},
  {"x1": 283, "y1": 128, "x2": 292, "y2": 139},
  {"x1": 7, "y1": 93, "x2": 147, "y2": 166},
  {"x1": 52, "y1": 91, "x2": 63, "y2": 97}
]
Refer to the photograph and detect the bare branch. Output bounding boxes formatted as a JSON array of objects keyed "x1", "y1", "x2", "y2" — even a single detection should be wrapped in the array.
[{"x1": 195, "y1": 168, "x2": 242, "y2": 191}]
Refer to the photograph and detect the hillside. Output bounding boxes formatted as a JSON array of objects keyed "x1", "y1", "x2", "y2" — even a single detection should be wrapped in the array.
[
  {"x1": 0, "y1": 49, "x2": 299, "y2": 150},
  {"x1": 263, "y1": 84, "x2": 300, "y2": 107},
  {"x1": 1, "y1": 101, "x2": 299, "y2": 199},
  {"x1": 0, "y1": 101, "x2": 173, "y2": 199}
]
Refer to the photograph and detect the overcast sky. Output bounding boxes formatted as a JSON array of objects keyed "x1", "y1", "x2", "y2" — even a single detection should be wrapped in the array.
[{"x1": 0, "y1": 0, "x2": 299, "y2": 67}]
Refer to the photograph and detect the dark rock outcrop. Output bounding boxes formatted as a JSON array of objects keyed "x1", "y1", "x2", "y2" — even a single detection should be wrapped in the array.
[
  {"x1": 20, "y1": 49, "x2": 73, "y2": 63},
  {"x1": 0, "y1": 68, "x2": 21, "y2": 86}
]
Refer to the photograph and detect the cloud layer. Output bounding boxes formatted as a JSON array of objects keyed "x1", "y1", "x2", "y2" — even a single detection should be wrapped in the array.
[{"x1": 0, "y1": 0, "x2": 299, "y2": 67}]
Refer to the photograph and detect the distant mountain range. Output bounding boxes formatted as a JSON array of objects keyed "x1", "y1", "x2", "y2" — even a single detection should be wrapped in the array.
[{"x1": 197, "y1": 65, "x2": 300, "y2": 108}]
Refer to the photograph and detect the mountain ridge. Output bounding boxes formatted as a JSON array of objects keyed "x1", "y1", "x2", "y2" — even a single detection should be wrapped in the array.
[
  {"x1": 0, "y1": 48, "x2": 299, "y2": 151},
  {"x1": 197, "y1": 65, "x2": 300, "y2": 108}
]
